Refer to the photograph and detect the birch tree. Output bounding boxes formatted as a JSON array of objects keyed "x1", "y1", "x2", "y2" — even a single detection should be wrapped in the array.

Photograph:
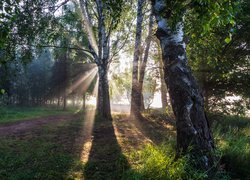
[
  {"x1": 130, "y1": 0, "x2": 154, "y2": 117},
  {"x1": 151, "y1": 0, "x2": 239, "y2": 174},
  {"x1": 130, "y1": 0, "x2": 145, "y2": 118},
  {"x1": 79, "y1": 0, "x2": 127, "y2": 119},
  {"x1": 137, "y1": 11, "x2": 154, "y2": 111}
]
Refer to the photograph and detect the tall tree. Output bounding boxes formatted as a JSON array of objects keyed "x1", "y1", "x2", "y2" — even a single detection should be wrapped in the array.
[
  {"x1": 151, "y1": 0, "x2": 214, "y2": 173},
  {"x1": 79, "y1": 0, "x2": 127, "y2": 119},
  {"x1": 157, "y1": 42, "x2": 168, "y2": 112},
  {"x1": 137, "y1": 11, "x2": 154, "y2": 111},
  {"x1": 130, "y1": 0, "x2": 145, "y2": 118},
  {"x1": 151, "y1": 0, "x2": 239, "y2": 174}
]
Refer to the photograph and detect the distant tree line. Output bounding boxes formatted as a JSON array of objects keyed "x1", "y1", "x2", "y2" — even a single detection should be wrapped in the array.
[{"x1": 0, "y1": 48, "x2": 96, "y2": 109}]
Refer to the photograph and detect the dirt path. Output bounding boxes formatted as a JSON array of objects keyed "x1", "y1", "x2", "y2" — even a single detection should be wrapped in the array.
[{"x1": 0, "y1": 114, "x2": 75, "y2": 136}]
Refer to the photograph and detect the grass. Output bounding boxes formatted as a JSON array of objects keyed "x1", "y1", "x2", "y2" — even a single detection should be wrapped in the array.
[
  {"x1": 0, "y1": 110, "x2": 130, "y2": 179},
  {"x1": 0, "y1": 114, "x2": 85, "y2": 179},
  {"x1": 83, "y1": 115, "x2": 130, "y2": 179},
  {"x1": 124, "y1": 143, "x2": 208, "y2": 180},
  {"x1": 213, "y1": 115, "x2": 250, "y2": 179},
  {"x1": 0, "y1": 106, "x2": 76, "y2": 124},
  {"x1": 118, "y1": 113, "x2": 250, "y2": 180},
  {"x1": 0, "y1": 108, "x2": 249, "y2": 179}
]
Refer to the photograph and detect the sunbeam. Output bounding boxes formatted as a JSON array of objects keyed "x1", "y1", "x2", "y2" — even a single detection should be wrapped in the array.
[
  {"x1": 67, "y1": 67, "x2": 98, "y2": 96},
  {"x1": 93, "y1": 75, "x2": 99, "y2": 98},
  {"x1": 79, "y1": 72, "x2": 97, "y2": 95},
  {"x1": 79, "y1": 78, "x2": 99, "y2": 164}
]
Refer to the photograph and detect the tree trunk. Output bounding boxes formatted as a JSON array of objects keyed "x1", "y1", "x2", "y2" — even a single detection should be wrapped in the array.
[
  {"x1": 138, "y1": 11, "x2": 154, "y2": 112},
  {"x1": 158, "y1": 50, "x2": 168, "y2": 112},
  {"x1": 57, "y1": 96, "x2": 60, "y2": 107},
  {"x1": 97, "y1": 65, "x2": 112, "y2": 119},
  {"x1": 130, "y1": 0, "x2": 145, "y2": 118},
  {"x1": 152, "y1": 0, "x2": 216, "y2": 172},
  {"x1": 82, "y1": 93, "x2": 86, "y2": 110},
  {"x1": 63, "y1": 94, "x2": 67, "y2": 111}
]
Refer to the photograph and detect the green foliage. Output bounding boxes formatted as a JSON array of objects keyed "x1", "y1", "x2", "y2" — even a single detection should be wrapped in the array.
[
  {"x1": 186, "y1": 0, "x2": 250, "y2": 115},
  {"x1": 154, "y1": 0, "x2": 238, "y2": 33},
  {"x1": 111, "y1": 66, "x2": 132, "y2": 103},
  {"x1": 102, "y1": 0, "x2": 125, "y2": 31},
  {"x1": 0, "y1": 49, "x2": 55, "y2": 106},
  {"x1": 185, "y1": 0, "x2": 239, "y2": 36},
  {"x1": 0, "y1": 0, "x2": 61, "y2": 64},
  {"x1": 0, "y1": 0, "x2": 92, "y2": 65},
  {"x1": 124, "y1": 143, "x2": 207, "y2": 180},
  {"x1": 0, "y1": 89, "x2": 4, "y2": 94},
  {"x1": 51, "y1": 2, "x2": 92, "y2": 62}
]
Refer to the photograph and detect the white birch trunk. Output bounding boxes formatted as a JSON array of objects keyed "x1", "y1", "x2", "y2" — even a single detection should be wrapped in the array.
[{"x1": 152, "y1": 0, "x2": 216, "y2": 174}]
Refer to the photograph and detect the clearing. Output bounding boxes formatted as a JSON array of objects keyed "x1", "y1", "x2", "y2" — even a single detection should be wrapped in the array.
[{"x1": 0, "y1": 110, "x2": 249, "y2": 179}]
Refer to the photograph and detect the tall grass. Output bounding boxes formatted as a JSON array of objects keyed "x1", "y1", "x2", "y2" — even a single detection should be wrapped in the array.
[
  {"x1": 124, "y1": 115, "x2": 249, "y2": 180},
  {"x1": 124, "y1": 143, "x2": 208, "y2": 180},
  {"x1": 213, "y1": 115, "x2": 250, "y2": 179}
]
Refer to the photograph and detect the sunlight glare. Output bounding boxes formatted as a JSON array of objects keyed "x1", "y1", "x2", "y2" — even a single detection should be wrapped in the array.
[
  {"x1": 80, "y1": 78, "x2": 99, "y2": 164},
  {"x1": 67, "y1": 67, "x2": 98, "y2": 95}
]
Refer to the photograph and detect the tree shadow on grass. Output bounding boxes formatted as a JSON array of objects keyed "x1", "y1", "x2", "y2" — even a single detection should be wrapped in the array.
[
  {"x1": 84, "y1": 116, "x2": 130, "y2": 180},
  {"x1": 0, "y1": 111, "x2": 145, "y2": 179},
  {"x1": 130, "y1": 114, "x2": 176, "y2": 145}
]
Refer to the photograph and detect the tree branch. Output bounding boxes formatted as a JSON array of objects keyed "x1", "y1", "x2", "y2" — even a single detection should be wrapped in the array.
[{"x1": 79, "y1": 0, "x2": 98, "y2": 55}]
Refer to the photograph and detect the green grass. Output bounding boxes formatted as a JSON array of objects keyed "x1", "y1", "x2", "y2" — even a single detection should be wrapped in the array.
[
  {"x1": 213, "y1": 115, "x2": 250, "y2": 179},
  {"x1": 0, "y1": 106, "x2": 76, "y2": 124},
  {"x1": 0, "y1": 109, "x2": 249, "y2": 179},
  {"x1": 0, "y1": 112, "x2": 131, "y2": 180},
  {"x1": 0, "y1": 115, "x2": 85, "y2": 179},
  {"x1": 124, "y1": 143, "x2": 207, "y2": 180},
  {"x1": 83, "y1": 115, "x2": 130, "y2": 179},
  {"x1": 123, "y1": 114, "x2": 250, "y2": 180}
]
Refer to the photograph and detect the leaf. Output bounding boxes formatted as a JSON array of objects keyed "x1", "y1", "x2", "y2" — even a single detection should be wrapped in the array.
[
  {"x1": 1, "y1": 89, "x2": 5, "y2": 94},
  {"x1": 229, "y1": 19, "x2": 235, "y2": 26},
  {"x1": 224, "y1": 37, "x2": 231, "y2": 44},
  {"x1": 225, "y1": 32, "x2": 232, "y2": 44}
]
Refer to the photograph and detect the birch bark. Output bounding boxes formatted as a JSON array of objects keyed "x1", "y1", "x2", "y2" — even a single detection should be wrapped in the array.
[
  {"x1": 138, "y1": 11, "x2": 154, "y2": 111},
  {"x1": 130, "y1": 0, "x2": 145, "y2": 118},
  {"x1": 151, "y1": 0, "x2": 216, "y2": 172},
  {"x1": 79, "y1": 0, "x2": 112, "y2": 119}
]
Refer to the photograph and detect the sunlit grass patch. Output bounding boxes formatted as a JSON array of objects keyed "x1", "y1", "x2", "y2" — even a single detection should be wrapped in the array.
[
  {"x1": 122, "y1": 113, "x2": 250, "y2": 180},
  {"x1": 124, "y1": 143, "x2": 207, "y2": 180}
]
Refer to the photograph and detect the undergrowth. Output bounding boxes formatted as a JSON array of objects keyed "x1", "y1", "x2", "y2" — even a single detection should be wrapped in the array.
[
  {"x1": 0, "y1": 109, "x2": 249, "y2": 179},
  {"x1": 124, "y1": 143, "x2": 208, "y2": 180},
  {"x1": 123, "y1": 114, "x2": 249, "y2": 180},
  {"x1": 213, "y1": 115, "x2": 250, "y2": 179}
]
